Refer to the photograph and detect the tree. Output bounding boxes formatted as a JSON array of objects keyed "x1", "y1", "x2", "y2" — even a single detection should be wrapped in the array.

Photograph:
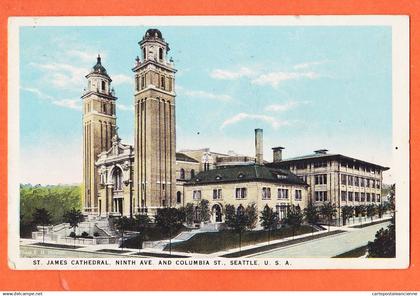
[
  {"x1": 376, "y1": 203, "x2": 386, "y2": 219},
  {"x1": 389, "y1": 184, "x2": 395, "y2": 212},
  {"x1": 341, "y1": 205, "x2": 354, "y2": 226},
  {"x1": 115, "y1": 216, "x2": 135, "y2": 250},
  {"x1": 366, "y1": 204, "x2": 376, "y2": 222},
  {"x1": 320, "y1": 202, "x2": 336, "y2": 231},
  {"x1": 359, "y1": 205, "x2": 367, "y2": 223},
  {"x1": 224, "y1": 204, "x2": 249, "y2": 254},
  {"x1": 32, "y1": 208, "x2": 52, "y2": 244},
  {"x1": 155, "y1": 207, "x2": 184, "y2": 254},
  {"x1": 198, "y1": 199, "x2": 210, "y2": 223},
  {"x1": 259, "y1": 205, "x2": 279, "y2": 244},
  {"x1": 134, "y1": 214, "x2": 151, "y2": 249},
  {"x1": 284, "y1": 205, "x2": 303, "y2": 239},
  {"x1": 354, "y1": 205, "x2": 362, "y2": 225},
  {"x1": 63, "y1": 208, "x2": 84, "y2": 248},
  {"x1": 184, "y1": 203, "x2": 195, "y2": 226},
  {"x1": 304, "y1": 202, "x2": 319, "y2": 235},
  {"x1": 245, "y1": 203, "x2": 258, "y2": 230},
  {"x1": 20, "y1": 184, "x2": 81, "y2": 238},
  {"x1": 367, "y1": 221, "x2": 395, "y2": 257},
  {"x1": 368, "y1": 183, "x2": 396, "y2": 257}
]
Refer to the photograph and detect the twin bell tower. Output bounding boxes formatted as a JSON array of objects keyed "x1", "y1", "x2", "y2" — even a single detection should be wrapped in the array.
[{"x1": 82, "y1": 29, "x2": 177, "y2": 216}]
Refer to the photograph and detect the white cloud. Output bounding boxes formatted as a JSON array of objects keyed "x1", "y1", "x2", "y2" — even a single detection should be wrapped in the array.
[
  {"x1": 112, "y1": 74, "x2": 132, "y2": 86},
  {"x1": 66, "y1": 49, "x2": 103, "y2": 63},
  {"x1": 21, "y1": 87, "x2": 45, "y2": 99},
  {"x1": 265, "y1": 101, "x2": 299, "y2": 112},
  {"x1": 21, "y1": 87, "x2": 81, "y2": 111},
  {"x1": 183, "y1": 89, "x2": 233, "y2": 101},
  {"x1": 251, "y1": 71, "x2": 319, "y2": 88},
  {"x1": 30, "y1": 62, "x2": 87, "y2": 90},
  {"x1": 52, "y1": 99, "x2": 81, "y2": 110},
  {"x1": 293, "y1": 60, "x2": 326, "y2": 70},
  {"x1": 221, "y1": 113, "x2": 288, "y2": 129},
  {"x1": 265, "y1": 101, "x2": 309, "y2": 112},
  {"x1": 210, "y1": 67, "x2": 255, "y2": 80},
  {"x1": 117, "y1": 104, "x2": 134, "y2": 111}
]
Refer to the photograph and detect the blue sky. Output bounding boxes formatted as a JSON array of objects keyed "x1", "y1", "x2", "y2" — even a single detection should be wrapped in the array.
[{"x1": 19, "y1": 25, "x2": 393, "y2": 184}]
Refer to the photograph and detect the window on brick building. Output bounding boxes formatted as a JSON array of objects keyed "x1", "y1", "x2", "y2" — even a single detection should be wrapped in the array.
[
  {"x1": 315, "y1": 174, "x2": 327, "y2": 185},
  {"x1": 192, "y1": 190, "x2": 201, "y2": 200},
  {"x1": 295, "y1": 190, "x2": 302, "y2": 201},
  {"x1": 278, "y1": 188, "x2": 289, "y2": 199},
  {"x1": 262, "y1": 187, "x2": 271, "y2": 199},
  {"x1": 341, "y1": 174, "x2": 347, "y2": 185},
  {"x1": 235, "y1": 188, "x2": 247, "y2": 199},
  {"x1": 341, "y1": 191, "x2": 347, "y2": 202},
  {"x1": 315, "y1": 191, "x2": 327, "y2": 202},
  {"x1": 213, "y1": 189, "x2": 222, "y2": 200}
]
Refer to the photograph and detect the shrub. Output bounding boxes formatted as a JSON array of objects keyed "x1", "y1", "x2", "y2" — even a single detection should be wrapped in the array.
[
  {"x1": 81, "y1": 231, "x2": 89, "y2": 238},
  {"x1": 93, "y1": 232, "x2": 100, "y2": 237},
  {"x1": 69, "y1": 231, "x2": 76, "y2": 237}
]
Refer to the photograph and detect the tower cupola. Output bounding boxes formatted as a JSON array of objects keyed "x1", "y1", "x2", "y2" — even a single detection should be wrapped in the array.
[
  {"x1": 139, "y1": 28, "x2": 170, "y2": 63},
  {"x1": 85, "y1": 54, "x2": 112, "y2": 95}
]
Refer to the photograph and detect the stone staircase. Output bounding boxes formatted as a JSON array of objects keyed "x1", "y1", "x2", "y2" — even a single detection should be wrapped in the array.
[{"x1": 32, "y1": 216, "x2": 119, "y2": 244}]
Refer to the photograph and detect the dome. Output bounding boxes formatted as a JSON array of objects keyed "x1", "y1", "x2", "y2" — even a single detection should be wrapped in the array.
[
  {"x1": 90, "y1": 55, "x2": 109, "y2": 77},
  {"x1": 144, "y1": 28, "x2": 163, "y2": 39}
]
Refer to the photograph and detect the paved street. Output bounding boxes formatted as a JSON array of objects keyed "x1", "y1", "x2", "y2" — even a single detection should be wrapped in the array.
[{"x1": 249, "y1": 221, "x2": 390, "y2": 258}]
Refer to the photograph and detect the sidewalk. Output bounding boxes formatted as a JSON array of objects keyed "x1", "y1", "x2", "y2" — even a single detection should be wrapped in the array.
[{"x1": 20, "y1": 215, "x2": 393, "y2": 258}]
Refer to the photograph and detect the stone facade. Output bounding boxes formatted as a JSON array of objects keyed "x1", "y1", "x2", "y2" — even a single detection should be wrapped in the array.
[
  {"x1": 96, "y1": 134, "x2": 134, "y2": 217},
  {"x1": 268, "y1": 149, "x2": 388, "y2": 212},
  {"x1": 183, "y1": 164, "x2": 308, "y2": 224}
]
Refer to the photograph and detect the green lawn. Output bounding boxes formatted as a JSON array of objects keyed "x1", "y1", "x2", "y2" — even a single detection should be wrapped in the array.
[{"x1": 165, "y1": 225, "x2": 316, "y2": 254}]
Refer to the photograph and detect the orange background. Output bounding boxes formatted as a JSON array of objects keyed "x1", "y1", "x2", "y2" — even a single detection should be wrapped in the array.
[{"x1": 0, "y1": 0, "x2": 418, "y2": 291}]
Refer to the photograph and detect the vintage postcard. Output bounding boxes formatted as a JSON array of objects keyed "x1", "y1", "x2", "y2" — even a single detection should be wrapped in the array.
[{"x1": 8, "y1": 15, "x2": 409, "y2": 270}]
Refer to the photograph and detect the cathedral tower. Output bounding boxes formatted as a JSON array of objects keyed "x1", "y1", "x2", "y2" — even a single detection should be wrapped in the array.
[
  {"x1": 133, "y1": 29, "x2": 176, "y2": 214},
  {"x1": 82, "y1": 55, "x2": 117, "y2": 215}
]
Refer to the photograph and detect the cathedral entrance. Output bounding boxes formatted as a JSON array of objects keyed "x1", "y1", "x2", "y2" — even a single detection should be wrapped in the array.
[{"x1": 212, "y1": 204, "x2": 222, "y2": 223}]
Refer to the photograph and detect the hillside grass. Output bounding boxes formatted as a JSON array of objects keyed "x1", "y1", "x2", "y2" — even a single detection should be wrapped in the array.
[{"x1": 165, "y1": 225, "x2": 316, "y2": 254}]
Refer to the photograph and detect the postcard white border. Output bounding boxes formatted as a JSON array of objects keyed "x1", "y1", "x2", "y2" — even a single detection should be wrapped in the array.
[{"x1": 8, "y1": 15, "x2": 410, "y2": 270}]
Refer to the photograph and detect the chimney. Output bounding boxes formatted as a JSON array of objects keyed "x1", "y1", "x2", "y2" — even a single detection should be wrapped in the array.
[
  {"x1": 255, "y1": 128, "x2": 263, "y2": 165},
  {"x1": 314, "y1": 149, "x2": 328, "y2": 155},
  {"x1": 272, "y1": 146, "x2": 285, "y2": 163}
]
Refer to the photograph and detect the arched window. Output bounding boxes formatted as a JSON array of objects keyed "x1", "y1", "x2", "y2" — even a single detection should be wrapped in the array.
[
  {"x1": 176, "y1": 191, "x2": 182, "y2": 204},
  {"x1": 143, "y1": 47, "x2": 146, "y2": 60},
  {"x1": 135, "y1": 76, "x2": 139, "y2": 91},
  {"x1": 101, "y1": 81, "x2": 106, "y2": 91},
  {"x1": 212, "y1": 204, "x2": 222, "y2": 223},
  {"x1": 180, "y1": 168, "x2": 185, "y2": 180},
  {"x1": 112, "y1": 167, "x2": 123, "y2": 191},
  {"x1": 190, "y1": 169, "x2": 195, "y2": 179},
  {"x1": 141, "y1": 75, "x2": 145, "y2": 89},
  {"x1": 159, "y1": 48, "x2": 163, "y2": 60},
  {"x1": 161, "y1": 76, "x2": 165, "y2": 89},
  {"x1": 237, "y1": 205, "x2": 245, "y2": 216}
]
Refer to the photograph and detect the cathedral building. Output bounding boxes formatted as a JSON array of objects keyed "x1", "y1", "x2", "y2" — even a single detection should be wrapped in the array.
[{"x1": 81, "y1": 28, "x2": 389, "y2": 226}]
